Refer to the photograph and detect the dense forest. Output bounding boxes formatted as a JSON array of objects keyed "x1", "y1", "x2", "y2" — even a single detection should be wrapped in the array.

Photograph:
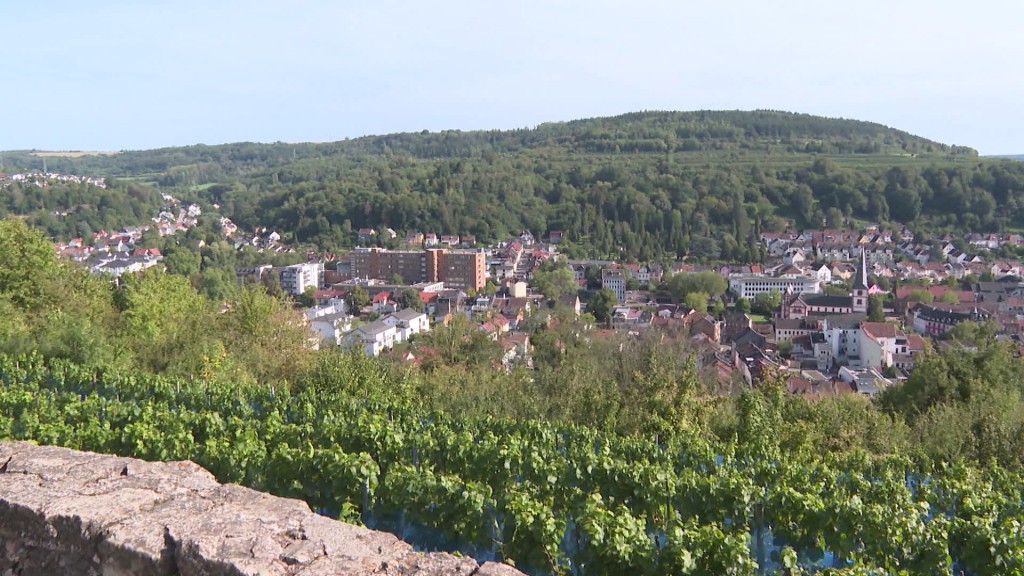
[
  {"x1": 5, "y1": 110, "x2": 1024, "y2": 263},
  {"x1": 4, "y1": 219, "x2": 1024, "y2": 574}
]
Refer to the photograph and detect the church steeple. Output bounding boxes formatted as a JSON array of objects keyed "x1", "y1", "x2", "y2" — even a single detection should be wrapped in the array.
[
  {"x1": 853, "y1": 248, "x2": 870, "y2": 290},
  {"x1": 851, "y1": 248, "x2": 869, "y2": 313}
]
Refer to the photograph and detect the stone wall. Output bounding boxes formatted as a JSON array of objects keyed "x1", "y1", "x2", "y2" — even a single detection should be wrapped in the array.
[{"x1": 0, "y1": 441, "x2": 522, "y2": 576}]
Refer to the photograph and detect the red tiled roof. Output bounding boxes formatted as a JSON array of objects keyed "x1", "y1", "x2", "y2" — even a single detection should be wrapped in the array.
[
  {"x1": 906, "y1": 334, "x2": 927, "y2": 351},
  {"x1": 861, "y1": 322, "x2": 897, "y2": 339}
]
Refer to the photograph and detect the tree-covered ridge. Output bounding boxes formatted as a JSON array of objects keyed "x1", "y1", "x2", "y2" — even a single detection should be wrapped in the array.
[
  {"x1": 0, "y1": 110, "x2": 970, "y2": 176},
  {"x1": 4, "y1": 110, "x2": 1019, "y2": 262}
]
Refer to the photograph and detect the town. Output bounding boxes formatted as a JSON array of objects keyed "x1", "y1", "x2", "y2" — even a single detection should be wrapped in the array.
[{"x1": 49, "y1": 187, "x2": 1024, "y2": 400}]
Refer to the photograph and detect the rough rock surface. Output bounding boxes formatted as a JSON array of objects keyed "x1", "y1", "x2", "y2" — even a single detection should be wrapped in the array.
[{"x1": 0, "y1": 441, "x2": 523, "y2": 576}]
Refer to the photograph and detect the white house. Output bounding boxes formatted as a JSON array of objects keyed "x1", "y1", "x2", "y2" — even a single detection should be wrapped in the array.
[
  {"x1": 813, "y1": 264, "x2": 832, "y2": 284},
  {"x1": 383, "y1": 308, "x2": 430, "y2": 341},
  {"x1": 344, "y1": 320, "x2": 397, "y2": 356},
  {"x1": 858, "y1": 322, "x2": 898, "y2": 369},
  {"x1": 309, "y1": 312, "x2": 354, "y2": 346}
]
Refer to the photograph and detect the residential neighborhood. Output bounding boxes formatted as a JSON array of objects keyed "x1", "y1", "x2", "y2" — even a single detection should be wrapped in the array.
[{"x1": 49, "y1": 207, "x2": 1024, "y2": 398}]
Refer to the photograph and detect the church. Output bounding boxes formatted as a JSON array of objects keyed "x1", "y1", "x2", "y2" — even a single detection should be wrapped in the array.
[{"x1": 781, "y1": 250, "x2": 870, "y2": 319}]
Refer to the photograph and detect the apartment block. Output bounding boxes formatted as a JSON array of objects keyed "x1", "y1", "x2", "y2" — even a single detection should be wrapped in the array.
[
  {"x1": 278, "y1": 262, "x2": 325, "y2": 296},
  {"x1": 351, "y1": 247, "x2": 486, "y2": 291}
]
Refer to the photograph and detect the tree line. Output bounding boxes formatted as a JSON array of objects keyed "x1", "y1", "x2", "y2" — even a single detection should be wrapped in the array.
[{"x1": 6, "y1": 111, "x2": 1019, "y2": 265}]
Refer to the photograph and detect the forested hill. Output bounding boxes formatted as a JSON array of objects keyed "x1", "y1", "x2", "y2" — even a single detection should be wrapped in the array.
[
  {"x1": 5, "y1": 110, "x2": 1023, "y2": 262},
  {"x1": 3, "y1": 110, "x2": 974, "y2": 175}
]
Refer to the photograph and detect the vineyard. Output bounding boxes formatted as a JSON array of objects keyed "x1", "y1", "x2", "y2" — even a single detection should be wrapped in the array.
[{"x1": 1, "y1": 353, "x2": 1022, "y2": 575}]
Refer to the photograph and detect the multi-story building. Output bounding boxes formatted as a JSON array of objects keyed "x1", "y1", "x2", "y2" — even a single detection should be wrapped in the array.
[
  {"x1": 729, "y1": 274, "x2": 821, "y2": 299},
  {"x1": 278, "y1": 262, "x2": 324, "y2": 296},
  {"x1": 601, "y1": 268, "x2": 627, "y2": 303},
  {"x1": 439, "y1": 249, "x2": 487, "y2": 290},
  {"x1": 350, "y1": 248, "x2": 486, "y2": 291}
]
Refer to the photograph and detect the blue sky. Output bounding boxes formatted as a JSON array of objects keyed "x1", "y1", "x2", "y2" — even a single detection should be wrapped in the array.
[{"x1": 4, "y1": 0, "x2": 1022, "y2": 154}]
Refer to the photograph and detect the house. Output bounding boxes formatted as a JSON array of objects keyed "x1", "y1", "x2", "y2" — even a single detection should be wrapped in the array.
[
  {"x1": 635, "y1": 264, "x2": 663, "y2": 286},
  {"x1": 611, "y1": 307, "x2": 643, "y2": 328},
  {"x1": 774, "y1": 318, "x2": 817, "y2": 342},
  {"x1": 689, "y1": 314, "x2": 722, "y2": 343},
  {"x1": 304, "y1": 299, "x2": 348, "y2": 320},
  {"x1": 309, "y1": 312, "x2": 354, "y2": 346},
  {"x1": 371, "y1": 291, "x2": 397, "y2": 314},
  {"x1": 404, "y1": 232, "x2": 425, "y2": 247},
  {"x1": 858, "y1": 321, "x2": 899, "y2": 369},
  {"x1": 313, "y1": 289, "x2": 348, "y2": 306},
  {"x1": 424, "y1": 233, "x2": 439, "y2": 247},
  {"x1": 343, "y1": 320, "x2": 397, "y2": 356},
  {"x1": 557, "y1": 294, "x2": 582, "y2": 317},
  {"x1": 357, "y1": 228, "x2": 377, "y2": 243},
  {"x1": 548, "y1": 231, "x2": 564, "y2": 244},
  {"x1": 383, "y1": 308, "x2": 430, "y2": 341},
  {"x1": 837, "y1": 366, "x2": 892, "y2": 397},
  {"x1": 732, "y1": 327, "x2": 767, "y2": 349},
  {"x1": 434, "y1": 289, "x2": 467, "y2": 319},
  {"x1": 819, "y1": 313, "x2": 870, "y2": 368},
  {"x1": 499, "y1": 333, "x2": 532, "y2": 368}
]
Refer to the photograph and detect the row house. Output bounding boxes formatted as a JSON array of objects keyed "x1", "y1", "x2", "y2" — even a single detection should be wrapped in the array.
[
  {"x1": 911, "y1": 304, "x2": 993, "y2": 337},
  {"x1": 967, "y1": 233, "x2": 1004, "y2": 250},
  {"x1": 798, "y1": 229, "x2": 861, "y2": 244},
  {"x1": 774, "y1": 318, "x2": 819, "y2": 341},
  {"x1": 815, "y1": 243, "x2": 857, "y2": 263}
]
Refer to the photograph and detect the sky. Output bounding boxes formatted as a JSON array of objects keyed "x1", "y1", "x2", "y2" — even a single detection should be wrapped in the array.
[{"x1": 4, "y1": 0, "x2": 1022, "y2": 154}]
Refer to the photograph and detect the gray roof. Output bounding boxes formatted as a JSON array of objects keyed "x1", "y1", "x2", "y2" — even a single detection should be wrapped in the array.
[
  {"x1": 390, "y1": 308, "x2": 425, "y2": 321},
  {"x1": 852, "y1": 249, "x2": 869, "y2": 290},
  {"x1": 800, "y1": 294, "x2": 853, "y2": 308},
  {"x1": 823, "y1": 313, "x2": 868, "y2": 330},
  {"x1": 357, "y1": 320, "x2": 394, "y2": 336},
  {"x1": 311, "y1": 311, "x2": 350, "y2": 324}
]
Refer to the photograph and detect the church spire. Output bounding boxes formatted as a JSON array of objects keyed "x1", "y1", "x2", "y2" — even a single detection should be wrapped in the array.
[{"x1": 853, "y1": 248, "x2": 869, "y2": 291}]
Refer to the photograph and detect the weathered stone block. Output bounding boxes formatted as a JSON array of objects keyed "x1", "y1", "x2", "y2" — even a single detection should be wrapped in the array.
[{"x1": 0, "y1": 442, "x2": 523, "y2": 576}]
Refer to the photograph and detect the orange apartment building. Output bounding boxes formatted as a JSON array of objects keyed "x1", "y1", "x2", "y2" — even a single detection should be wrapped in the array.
[{"x1": 350, "y1": 247, "x2": 486, "y2": 291}]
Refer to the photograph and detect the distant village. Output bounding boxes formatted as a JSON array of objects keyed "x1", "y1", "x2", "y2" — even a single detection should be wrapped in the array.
[
  {"x1": 0, "y1": 170, "x2": 107, "y2": 189},
  {"x1": 43, "y1": 175, "x2": 1024, "y2": 398}
]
